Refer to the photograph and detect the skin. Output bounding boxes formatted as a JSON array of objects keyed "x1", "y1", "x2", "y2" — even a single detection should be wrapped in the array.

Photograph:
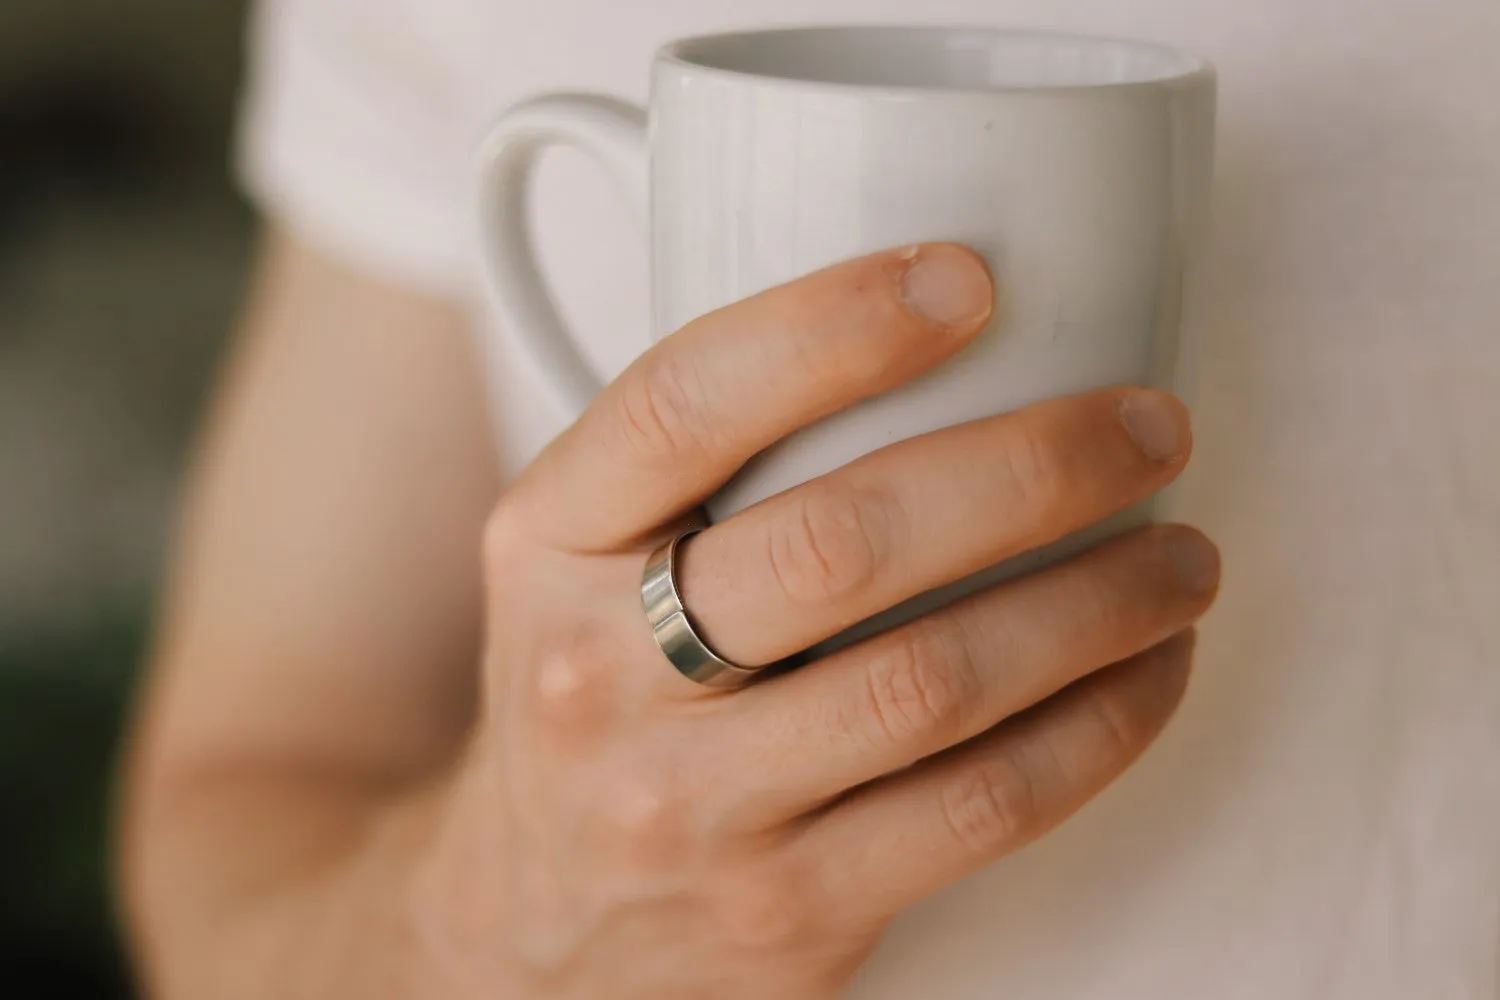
[{"x1": 119, "y1": 231, "x2": 1220, "y2": 999}]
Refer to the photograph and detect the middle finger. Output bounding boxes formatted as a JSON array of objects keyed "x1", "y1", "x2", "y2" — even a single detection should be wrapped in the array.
[{"x1": 679, "y1": 385, "x2": 1191, "y2": 666}]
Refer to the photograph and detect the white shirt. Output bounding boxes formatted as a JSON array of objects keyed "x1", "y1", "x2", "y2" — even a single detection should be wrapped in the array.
[{"x1": 238, "y1": 1, "x2": 1500, "y2": 996}]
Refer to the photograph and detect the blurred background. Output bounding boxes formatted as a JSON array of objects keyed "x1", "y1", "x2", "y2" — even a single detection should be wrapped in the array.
[{"x1": 0, "y1": 0, "x2": 252, "y2": 993}]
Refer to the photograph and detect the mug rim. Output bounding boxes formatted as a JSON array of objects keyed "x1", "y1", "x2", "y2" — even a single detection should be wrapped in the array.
[{"x1": 655, "y1": 24, "x2": 1214, "y2": 97}]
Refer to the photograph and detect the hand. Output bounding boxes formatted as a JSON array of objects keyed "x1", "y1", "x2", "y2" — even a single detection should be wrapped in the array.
[{"x1": 411, "y1": 244, "x2": 1219, "y2": 998}]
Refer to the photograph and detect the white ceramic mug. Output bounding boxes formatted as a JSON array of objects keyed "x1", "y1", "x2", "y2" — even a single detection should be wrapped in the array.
[{"x1": 479, "y1": 26, "x2": 1215, "y2": 641}]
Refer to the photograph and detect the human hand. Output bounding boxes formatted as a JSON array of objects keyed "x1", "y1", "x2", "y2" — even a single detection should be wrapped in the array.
[{"x1": 411, "y1": 244, "x2": 1219, "y2": 999}]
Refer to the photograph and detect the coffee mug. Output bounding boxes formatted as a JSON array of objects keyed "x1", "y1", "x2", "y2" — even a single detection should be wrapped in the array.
[{"x1": 479, "y1": 26, "x2": 1215, "y2": 642}]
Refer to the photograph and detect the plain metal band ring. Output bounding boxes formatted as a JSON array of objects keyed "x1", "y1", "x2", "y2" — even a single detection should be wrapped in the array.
[{"x1": 641, "y1": 529, "x2": 761, "y2": 688}]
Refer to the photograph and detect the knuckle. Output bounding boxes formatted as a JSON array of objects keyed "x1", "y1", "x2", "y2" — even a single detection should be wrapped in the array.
[
  {"x1": 998, "y1": 413, "x2": 1071, "y2": 516},
  {"x1": 594, "y1": 768, "x2": 691, "y2": 863},
  {"x1": 780, "y1": 299, "x2": 903, "y2": 392},
  {"x1": 713, "y1": 862, "x2": 815, "y2": 952},
  {"x1": 525, "y1": 620, "x2": 620, "y2": 738},
  {"x1": 939, "y1": 755, "x2": 1041, "y2": 857},
  {"x1": 767, "y1": 485, "x2": 893, "y2": 604},
  {"x1": 613, "y1": 352, "x2": 722, "y2": 465},
  {"x1": 599, "y1": 772, "x2": 678, "y2": 839},
  {"x1": 1065, "y1": 560, "x2": 1132, "y2": 636},
  {"x1": 862, "y1": 620, "x2": 980, "y2": 749}
]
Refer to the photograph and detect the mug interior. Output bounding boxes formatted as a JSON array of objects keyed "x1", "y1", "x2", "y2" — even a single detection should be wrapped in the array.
[{"x1": 664, "y1": 26, "x2": 1206, "y2": 91}]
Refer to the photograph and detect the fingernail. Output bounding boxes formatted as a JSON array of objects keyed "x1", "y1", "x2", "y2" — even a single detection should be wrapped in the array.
[
  {"x1": 1166, "y1": 531, "x2": 1220, "y2": 596},
  {"x1": 1119, "y1": 390, "x2": 1187, "y2": 462},
  {"x1": 899, "y1": 245, "x2": 994, "y2": 330}
]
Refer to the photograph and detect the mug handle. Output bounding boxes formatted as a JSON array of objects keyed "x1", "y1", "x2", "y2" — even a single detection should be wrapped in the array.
[{"x1": 477, "y1": 93, "x2": 648, "y2": 417}]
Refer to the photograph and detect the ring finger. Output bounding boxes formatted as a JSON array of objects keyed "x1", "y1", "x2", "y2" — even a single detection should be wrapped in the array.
[{"x1": 713, "y1": 524, "x2": 1218, "y2": 824}]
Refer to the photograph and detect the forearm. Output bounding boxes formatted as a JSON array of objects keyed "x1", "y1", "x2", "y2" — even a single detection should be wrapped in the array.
[
  {"x1": 116, "y1": 231, "x2": 501, "y2": 997},
  {"x1": 123, "y1": 761, "x2": 453, "y2": 1000}
]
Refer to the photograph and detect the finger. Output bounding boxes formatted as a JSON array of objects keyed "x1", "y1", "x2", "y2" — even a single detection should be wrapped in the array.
[
  {"x1": 717, "y1": 525, "x2": 1217, "y2": 821},
  {"x1": 513, "y1": 244, "x2": 995, "y2": 550},
  {"x1": 800, "y1": 632, "x2": 1195, "y2": 926},
  {"x1": 681, "y1": 385, "x2": 1191, "y2": 665}
]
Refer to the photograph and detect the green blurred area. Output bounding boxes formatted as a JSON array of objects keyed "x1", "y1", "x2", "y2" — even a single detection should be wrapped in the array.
[
  {"x1": 0, "y1": 615, "x2": 144, "y2": 994},
  {"x1": 0, "y1": 1, "x2": 253, "y2": 994}
]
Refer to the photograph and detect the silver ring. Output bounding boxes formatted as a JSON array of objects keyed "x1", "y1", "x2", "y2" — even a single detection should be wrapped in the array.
[{"x1": 641, "y1": 529, "x2": 760, "y2": 688}]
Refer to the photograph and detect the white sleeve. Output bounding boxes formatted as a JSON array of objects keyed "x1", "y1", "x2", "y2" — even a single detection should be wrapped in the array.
[{"x1": 235, "y1": 0, "x2": 470, "y2": 294}]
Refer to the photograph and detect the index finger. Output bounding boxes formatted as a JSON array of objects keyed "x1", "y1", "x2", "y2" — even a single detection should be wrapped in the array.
[{"x1": 511, "y1": 244, "x2": 995, "y2": 550}]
